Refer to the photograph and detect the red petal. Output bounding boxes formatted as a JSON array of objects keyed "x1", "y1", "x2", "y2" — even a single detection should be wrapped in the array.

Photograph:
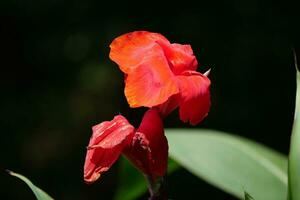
[
  {"x1": 157, "y1": 93, "x2": 180, "y2": 117},
  {"x1": 124, "y1": 43, "x2": 179, "y2": 108},
  {"x1": 84, "y1": 115, "x2": 134, "y2": 183},
  {"x1": 109, "y1": 31, "x2": 169, "y2": 74},
  {"x1": 124, "y1": 108, "x2": 168, "y2": 180},
  {"x1": 110, "y1": 31, "x2": 179, "y2": 108},
  {"x1": 177, "y1": 71, "x2": 211, "y2": 125},
  {"x1": 157, "y1": 40, "x2": 198, "y2": 75}
]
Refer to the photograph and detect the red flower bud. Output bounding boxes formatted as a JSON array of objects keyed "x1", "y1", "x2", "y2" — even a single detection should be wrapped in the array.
[{"x1": 124, "y1": 108, "x2": 168, "y2": 181}]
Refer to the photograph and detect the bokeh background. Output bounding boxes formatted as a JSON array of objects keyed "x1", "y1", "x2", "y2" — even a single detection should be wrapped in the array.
[{"x1": 1, "y1": 0, "x2": 300, "y2": 199}]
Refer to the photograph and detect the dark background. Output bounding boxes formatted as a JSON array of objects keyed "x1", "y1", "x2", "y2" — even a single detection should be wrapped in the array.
[{"x1": 1, "y1": 0, "x2": 299, "y2": 199}]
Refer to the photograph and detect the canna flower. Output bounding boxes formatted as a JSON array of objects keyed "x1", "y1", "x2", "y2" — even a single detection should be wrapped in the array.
[
  {"x1": 83, "y1": 108, "x2": 167, "y2": 184},
  {"x1": 109, "y1": 31, "x2": 211, "y2": 125}
]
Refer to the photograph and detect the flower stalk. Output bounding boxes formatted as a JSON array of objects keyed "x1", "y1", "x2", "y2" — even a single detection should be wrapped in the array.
[{"x1": 146, "y1": 175, "x2": 168, "y2": 200}]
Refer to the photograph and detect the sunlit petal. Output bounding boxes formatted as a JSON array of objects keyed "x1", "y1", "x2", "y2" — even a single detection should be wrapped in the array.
[
  {"x1": 124, "y1": 44, "x2": 179, "y2": 108},
  {"x1": 109, "y1": 31, "x2": 168, "y2": 74}
]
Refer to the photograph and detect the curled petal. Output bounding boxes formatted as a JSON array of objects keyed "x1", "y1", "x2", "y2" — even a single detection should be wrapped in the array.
[
  {"x1": 84, "y1": 115, "x2": 134, "y2": 183},
  {"x1": 124, "y1": 44, "x2": 179, "y2": 108},
  {"x1": 109, "y1": 31, "x2": 169, "y2": 74},
  {"x1": 124, "y1": 108, "x2": 168, "y2": 180},
  {"x1": 177, "y1": 71, "x2": 211, "y2": 125},
  {"x1": 157, "y1": 40, "x2": 198, "y2": 75}
]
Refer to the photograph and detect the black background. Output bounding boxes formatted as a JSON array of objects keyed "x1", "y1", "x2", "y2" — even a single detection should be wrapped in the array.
[{"x1": 1, "y1": 0, "x2": 299, "y2": 199}]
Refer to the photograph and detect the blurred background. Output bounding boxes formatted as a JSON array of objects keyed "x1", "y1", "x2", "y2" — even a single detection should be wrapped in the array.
[{"x1": 1, "y1": 0, "x2": 300, "y2": 199}]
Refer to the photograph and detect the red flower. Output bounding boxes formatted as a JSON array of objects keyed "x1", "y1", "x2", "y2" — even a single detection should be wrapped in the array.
[
  {"x1": 83, "y1": 108, "x2": 167, "y2": 183},
  {"x1": 124, "y1": 108, "x2": 168, "y2": 181},
  {"x1": 109, "y1": 31, "x2": 211, "y2": 125}
]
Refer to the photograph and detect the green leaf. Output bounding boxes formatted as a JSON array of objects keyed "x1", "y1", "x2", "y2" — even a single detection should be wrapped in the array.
[
  {"x1": 167, "y1": 129, "x2": 287, "y2": 200},
  {"x1": 114, "y1": 157, "x2": 180, "y2": 200},
  {"x1": 244, "y1": 191, "x2": 255, "y2": 200},
  {"x1": 8, "y1": 170, "x2": 54, "y2": 200},
  {"x1": 288, "y1": 53, "x2": 300, "y2": 200}
]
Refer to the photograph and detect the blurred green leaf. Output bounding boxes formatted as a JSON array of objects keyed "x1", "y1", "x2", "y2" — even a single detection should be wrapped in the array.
[
  {"x1": 167, "y1": 129, "x2": 287, "y2": 200},
  {"x1": 244, "y1": 191, "x2": 255, "y2": 200},
  {"x1": 8, "y1": 170, "x2": 54, "y2": 200},
  {"x1": 288, "y1": 54, "x2": 300, "y2": 200},
  {"x1": 114, "y1": 157, "x2": 180, "y2": 200}
]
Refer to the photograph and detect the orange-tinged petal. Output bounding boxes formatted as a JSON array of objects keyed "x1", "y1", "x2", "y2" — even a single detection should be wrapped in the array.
[
  {"x1": 124, "y1": 108, "x2": 168, "y2": 180},
  {"x1": 157, "y1": 40, "x2": 198, "y2": 75},
  {"x1": 124, "y1": 44, "x2": 179, "y2": 108},
  {"x1": 177, "y1": 71, "x2": 211, "y2": 125},
  {"x1": 84, "y1": 115, "x2": 134, "y2": 183},
  {"x1": 109, "y1": 31, "x2": 169, "y2": 74}
]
